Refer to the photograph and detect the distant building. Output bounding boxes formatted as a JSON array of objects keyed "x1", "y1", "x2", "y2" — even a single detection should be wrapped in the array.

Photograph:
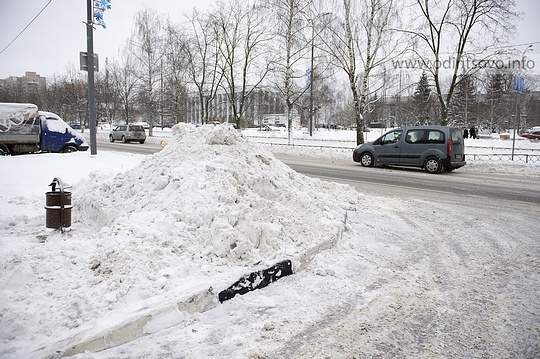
[
  {"x1": 0, "y1": 71, "x2": 47, "y2": 103},
  {"x1": 185, "y1": 88, "x2": 283, "y2": 127}
]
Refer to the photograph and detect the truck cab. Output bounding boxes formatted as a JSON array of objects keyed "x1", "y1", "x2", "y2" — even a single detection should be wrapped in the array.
[
  {"x1": 0, "y1": 103, "x2": 88, "y2": 155},
  {"x1": 38, "y1": 111, "x2": 88, "y2": 153}
]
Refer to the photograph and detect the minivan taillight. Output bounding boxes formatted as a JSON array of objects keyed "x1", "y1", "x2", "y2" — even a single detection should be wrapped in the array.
[{"x1": 447, "y1": 139, "x2": 452, "y2": 155}]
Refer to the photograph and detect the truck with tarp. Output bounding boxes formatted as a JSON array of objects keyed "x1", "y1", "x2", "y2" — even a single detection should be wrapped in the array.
[{"x1": 0, "y1": 103, "x2": 88, "y2": 155}]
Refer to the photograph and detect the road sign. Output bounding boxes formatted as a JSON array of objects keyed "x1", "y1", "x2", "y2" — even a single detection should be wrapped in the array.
[{"x1": 80, "y1": 52, "x2": 99, "y2": 72}]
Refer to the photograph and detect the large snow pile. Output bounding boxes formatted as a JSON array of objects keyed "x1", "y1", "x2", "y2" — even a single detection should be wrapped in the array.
[
  {"x1": 77, "y1": 123, "x2": 357, "y2": 265},
  {"x1": 0, "y1": 124, "x2": 362, "y2": 356}
]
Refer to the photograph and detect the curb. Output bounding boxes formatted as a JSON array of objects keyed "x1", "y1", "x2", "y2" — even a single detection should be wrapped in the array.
[{"x1": 39, "y1": 217, "x2": 346, "y2": 358}]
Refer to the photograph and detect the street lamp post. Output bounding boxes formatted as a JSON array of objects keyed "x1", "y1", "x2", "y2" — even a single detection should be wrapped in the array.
[
  {"x1": 309, "y1": 25, "x2": 314, "y2": 137},
  {"x1": 86, "y1": 0, "x2": 96, "y2": 155},
  {"x1": 85, "y1": 0, "x2": 111, "y2": 155},
  {"x1": 511, "y1": 44, "x2": 533, "y2": 161}
]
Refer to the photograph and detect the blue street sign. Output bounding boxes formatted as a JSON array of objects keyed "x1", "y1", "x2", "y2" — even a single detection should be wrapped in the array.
[{"x1": 514, "y1": 75, "x2": 524, "y2": 93}]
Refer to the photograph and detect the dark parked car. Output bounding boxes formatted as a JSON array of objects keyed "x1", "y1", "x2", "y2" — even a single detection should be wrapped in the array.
[
  {"x1": 353, "y1": 126, "x2": 466, "y2": 173},
  {"x1": 521, "y1": 131, "x2": 540, "y2": 140},
  {"x1": 109, "y1": 124, "x2": 146, "y2": 144}
]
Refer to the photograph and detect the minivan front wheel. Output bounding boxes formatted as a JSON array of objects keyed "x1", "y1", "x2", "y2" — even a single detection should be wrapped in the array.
[
  {"x1": 424, "y1": 157, "x2": 442, "y2": 174},
  {"x1": 360, "y1": 152, "x2": 374, "y2": 167}
]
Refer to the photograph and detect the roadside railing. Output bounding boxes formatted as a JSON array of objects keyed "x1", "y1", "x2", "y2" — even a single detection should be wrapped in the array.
[{"x1": 466, "y1": 154, "x2": 540, "y2": 164}]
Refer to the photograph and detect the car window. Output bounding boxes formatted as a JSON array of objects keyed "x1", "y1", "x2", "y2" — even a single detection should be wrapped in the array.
[
  {"x1": 380, "y1": 130, "x2": 402, "y2": 144},
  {"x1": 450, "y1": 128, "x2": 463, "y2": 144},
  {"x1": 405, "y1": 129, "x2": 445, "y2": 144},
  {"x1": 405, "y1": 130, "x2": 425, "y2": 143},
  {"x1": 427, "y1": 130, "x2": 445, "y2": 143},
  {"x1": 130, "y1": 125, "x2": 143, "y2": 131}
]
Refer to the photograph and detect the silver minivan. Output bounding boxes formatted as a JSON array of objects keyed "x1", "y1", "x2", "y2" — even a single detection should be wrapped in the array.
[{"x1": 353, "y1": 126, "x2": 466, "y2": 173}]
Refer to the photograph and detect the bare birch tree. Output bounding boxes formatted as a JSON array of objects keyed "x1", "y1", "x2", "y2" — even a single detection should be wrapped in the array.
[
  {"x1": 214, "y1": 0, "x2": 273, "y2": 128},
  {"x1": 95, "y1": 58, "x2": 121, "y2": 126},
  {"x1": 411, "y1": 0, "x2": 518, "y2": 124},
  {"x1": 110, "y1": 51, "x2": 139, "y2": 126},
  {"x1": 183, "y1": 9, "x2": 224, "y2": 125},
  {"x1": 130, "y1": 8, "x2": 165, "y2": 136},
  {"x1": 163, "y1": 21, "x2": 190, "y2": 125},
  {"x1": 63, "y1": 65, "x2": 88, "y2": 128},
  {"x1": 323, "y1": 0, "x2": 399, "y2": 145},
  {"x1": 265, "y1": 0, "x2": 311, "y2": 143}
]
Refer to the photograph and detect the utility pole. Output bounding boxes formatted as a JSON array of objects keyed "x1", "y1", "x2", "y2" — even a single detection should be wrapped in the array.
[
  {"x1": 84, "y1": 0, "x2": 111, "y2": 155},
  {"x1": 86, "y1": 0, "x2": 97, "y2": 155},
  {"x1": 309, "y1": 29, "x2": 314, "y2": 137}
]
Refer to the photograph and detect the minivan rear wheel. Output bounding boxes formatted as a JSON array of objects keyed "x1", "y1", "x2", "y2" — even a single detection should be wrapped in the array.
[
  {"x1": 424, "y1": 157, "x2": 442, "y2": 174},
  {"x1": 360, "y1": 152, "x2": 374, "y2": 167}
]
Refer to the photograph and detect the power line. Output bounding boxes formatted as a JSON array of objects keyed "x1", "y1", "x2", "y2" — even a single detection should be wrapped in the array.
[{"x1": 0, "y1": 0, "x2": 53, "y2": 55}]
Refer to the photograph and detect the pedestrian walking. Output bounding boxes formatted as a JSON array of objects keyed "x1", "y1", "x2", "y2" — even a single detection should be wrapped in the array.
[{"x1": 470, "y1": 127, "x2": 476, "y2": 139}]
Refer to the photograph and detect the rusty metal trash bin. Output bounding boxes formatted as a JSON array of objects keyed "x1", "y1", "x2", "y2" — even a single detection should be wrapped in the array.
[{"x1": 45, "y1": 177, "x2": 72, "y2": 230}]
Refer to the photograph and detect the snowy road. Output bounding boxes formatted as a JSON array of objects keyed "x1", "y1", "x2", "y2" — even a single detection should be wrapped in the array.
[{"x1": 276, "y1": 155, "x2": 540, "y2": 206}]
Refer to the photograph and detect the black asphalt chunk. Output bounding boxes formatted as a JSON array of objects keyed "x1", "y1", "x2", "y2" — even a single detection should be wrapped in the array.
[{"x1": 218, "y1": 259, "x2": 293, "y2": 302}]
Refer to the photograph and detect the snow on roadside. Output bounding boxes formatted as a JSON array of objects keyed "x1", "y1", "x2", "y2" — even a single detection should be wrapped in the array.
[{"x1": 0, "y1": 124, "x2": 362, "y2": 357}]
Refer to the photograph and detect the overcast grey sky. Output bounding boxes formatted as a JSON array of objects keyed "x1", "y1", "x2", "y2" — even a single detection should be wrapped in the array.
[
  {"x1": 0, "y1": 0, "x2": 214, "y2": 79},
  {"x1": 0, "y1": 0, "x2": 538, "y2": 79}
]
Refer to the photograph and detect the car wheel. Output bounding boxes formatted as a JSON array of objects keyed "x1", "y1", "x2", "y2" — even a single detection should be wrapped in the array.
[
  {"x1": 121, "y1": 136, "x2": 128, "y2": 143},
  {"x1": 360, "y1": 152, "x2": 374, "y2": 167},
  {"x1": 109, "y1": 135, "x2": 114, "y2": 142},
  {"x1": 139, "y1": 140, "x2": 145, "y2": 144},
  {"x1": 61, "y1": 146, "x2": 77, "y2": 153},
  {"x1": 424, "y1": 157, "x2": 442, "y2": 174}
]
